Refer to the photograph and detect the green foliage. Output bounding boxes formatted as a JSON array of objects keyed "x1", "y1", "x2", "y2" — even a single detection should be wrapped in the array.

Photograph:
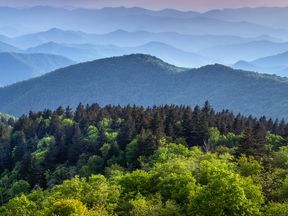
[
  {"x1": 0, "y1": 195, "x2": 37, "y2": 216},
  {"x1": 99, "y1": 118, "x2": 112, "y2": 129},
  {"x1": 1, "y1": 104, "x2": 288, "y2": 215},
  {"x1": 51, "y1": 175, "x2": 120, "y2": 210},
  {"x1": 208, "y1": 127, "x2": 221, "y2": 147},
  {"x1": 105, "y1": 132, "x2": 118, "y2": 143},
  {"x1": 266, "y1": 132, "x2": 285, "y2": 151},
  {"x1": 45, "y1": 165, "x2": 76, "y2": 188},
  {"x1": 125, "y1": 139, "x2": 138, "y2": 165},
  {"x1": 9, "y1": 180, "x2": 30, "y2": 198},
  {"x1": 129, "y1": 195, "x2": 182, "y2": 216},
  {"x1": 189, "y1": 161, "x2": 263, "y2": 216},
  {"x1": 101, "y1": 144, "x2": 111, "y2": 158},
  {"x1": 32, "y1": 136, "x2": 55, "y2": 165},
  {"x1": 237, "y1": 155, "x2": 262, "y2": 178},
  {"x1": 79, "y1": 155, "x2": 104, "y2": 177},
  {"x1": 43, "y1": 199, "x2": 89, "y2": 216},
  {"x1": 264, "y1": 202, "x2": 288, "y2": 216},
  {"x1": 62, "y1": 118, "x2": 74, "y2": 129},
  {"x1": 84, "y1": 126, "x2": 99, "y2": 143},
  {"x1": 273, "y1": 146, "x2": 288, "y2": 169},
  {"x1": 118, "y1": 170, "x2": 150, "y2": 198},
  {"x1": 150, "y1": 159, "x2": 199, "y2": 204}
]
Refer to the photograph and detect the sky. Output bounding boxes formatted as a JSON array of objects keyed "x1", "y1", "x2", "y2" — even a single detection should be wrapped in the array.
[{"x1": 0, "y1": 0, "x2": 288, "y2": 11}]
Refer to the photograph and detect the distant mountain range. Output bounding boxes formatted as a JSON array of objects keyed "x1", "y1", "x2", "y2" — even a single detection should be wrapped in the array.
[
  {"x1": 26, "y1": 42, "x2": 103, "y2": 62},
  {"x1": 200, "y1": 40, "x2": 288, "y2": 63},
  {"x1": 0, "y1": 6, "x2": 287, "y2": 39},
  {"x1": 233, "y1": 51, "x2": 288, "y2": 76},
  {"x1": 0, "y1": 28, "x2": 284, "y2": 66},
  {"x1": 26, "y1": 41, "x2": 212, "y2": 67},
  {"x1": 202, "y1": 7, "x2": 288, "y2": 30},
  {"x1": 2, "y1": 27, "x2": 285, "y2": 68},
  {"x1": 4, "y1": 28, "x2": 278, "y2": 51},
  {"x1": 0, "y1": 52, "x2": 74, "y2": 86},
  {"x1": 0, "y1": 41, "x2": 20, "y2": 52},
  {"x1": 1, "y1": 54, "x2": 288, "y2": 119}
]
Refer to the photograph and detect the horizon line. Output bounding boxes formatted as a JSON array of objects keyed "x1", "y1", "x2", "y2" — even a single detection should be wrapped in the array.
[{"x1": 1, "y1": 5, "x2": 288, "y2": 13}]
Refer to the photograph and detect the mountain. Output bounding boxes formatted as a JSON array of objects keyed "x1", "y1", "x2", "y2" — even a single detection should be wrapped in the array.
[
  {"x1": 252, "y1": 51, "x2": 288, "y2": 68},
  {"x1": 14, "y1": 28, "x2": 279, "y2": 51},
  {"x1": 200, "y1": 40, "x2": 288, "y2": 64},
  {"x1": 0, "y1": 41, "x2": 21, "y2": 52},
  {"x1": 0, "y1": 54, "x2": 288, "y2": 119},
  {"x1": 0, "y1": 52, "x2": 75, "y2": 86},
  {"x1": 203, "y1": 7, "x2": 288, "y2": 30},
  {"x1": 27, "y1": 41, "x2": 212, "y2": 67},
  {"x1": 233, "y1": 51, "x2": 288, "y2": 76},
  {"x1": 26, "y1": 42, "x2": 103, "y2": 62},
  {"x1": 12, "y1": 28, "x2": 89, "y2": 48},
  {"x1": 126, "y1": 42, "x2": 211, "y2": 67},
  {"x1": 232, "y1": 61, "x2": 263, "y2": 73},
  {"x1": 0, "y1": 7, "x2": 286, "y2": 39},
  {"x1": 94, "y1": 30, "x2": 281, "y2": 52}
]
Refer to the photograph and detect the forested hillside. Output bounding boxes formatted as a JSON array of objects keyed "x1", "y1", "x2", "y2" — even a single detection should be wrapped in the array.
[
  {"x1": 1, "y1": 102, "x2": 288, "y2": 215},
  {"x1": 1, "y1": 54, "x2": 288, "y2": 119}
]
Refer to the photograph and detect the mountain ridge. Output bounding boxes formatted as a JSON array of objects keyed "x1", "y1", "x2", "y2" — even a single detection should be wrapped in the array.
[
  {"x1": 0, "y1": 6, "x2": 285, "y2": 38},
  {"x1": 233, "y1": 51, "x2": 288, "y2": 76},
  {"x1": 0, "y1": 52, "x2": 75, "y2": 86},
  {"x1": 1, "y1": 54, "x2": 288, "y2": 119}
]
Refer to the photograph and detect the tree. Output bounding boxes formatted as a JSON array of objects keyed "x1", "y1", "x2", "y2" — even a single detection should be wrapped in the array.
[
  {"x1": 11, "y1": 131, "x2": 26, "y2": 163},
  {"x1": 149, "y1": 159, "x2": 199, "y2": 204},
  {"x1": 125, "y1": 139, "x2": 138, "y2": 167},
  {"x1": 266, "y1": 132, "x2": 285, "y2": 151},
  {"x1": 137, "y1": 129, "x2": 158, "y2": 157},
  {"x1": 264, "y1": 202, "x2": 288, "y2": 216},
  {"x1": 237, "y1": 155, "x2": 262, "y2": 178},
  {"x1": 151, "y1": 111, "x2": 165, "y2": 138},
  {"x1": 9, "y1": 180, "x2": 30, "y2": 198},
  {"x1": 83, "y1": 125, "x2": 99, "y2": 152},
  {"x1": 79, "y1": 155, "x2": 104, "y2": 177},
  {"x1": 253, "y1": 123, "x2": 267, "y2": 158},
  {"x1": 118, "y1": 170, "x2": 150, "y2": 198},
  {"x1": 189, "y1": 161, "x2": 264, "y2": 216},
  {"x1": 43, "y1": 199, "x2": 89, "y2": 216},
  {"x1": 118, "y1": 115, "x2": 136, "y2": 150},
  {"x1": 68, "y1": 125, "x2": 83, "y2": 164},
  {"x1": 238, "y1": 124, "x2": 266, "y2": 159},
  {"x1": 64, "y1": 106, "x2": 73, "y2": 119},
  {"x1": 272, "y1": 146, "x2": 288, "y2": 169},
  {"x1": 0, "y1": 195, "x2": 36, "y2": 216},
  {"x1": 182, "y1": 107, "x2": 193, "y2": 145}
]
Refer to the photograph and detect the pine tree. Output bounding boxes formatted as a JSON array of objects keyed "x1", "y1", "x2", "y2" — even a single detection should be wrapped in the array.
[
  {"x1": 68, "y1": 124, "x2": 83, "y2": 164},
  {"x1": 238, "y1": 123, "x2": 266, "y2": 159},
  {"x1": 64, "y1": 106, "x2": 73, "y2": 119},
  {"x1": 137, "y1": 129, "x2": 158, "y2": 157}
]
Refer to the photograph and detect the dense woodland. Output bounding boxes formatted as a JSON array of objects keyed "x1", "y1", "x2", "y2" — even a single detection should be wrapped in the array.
[
  {"x1": 1, "y1": 102, "x2": 288, "y2": 215},
  {"x1": 2, "y1": 54, "x2": 288, "y2": 119}
]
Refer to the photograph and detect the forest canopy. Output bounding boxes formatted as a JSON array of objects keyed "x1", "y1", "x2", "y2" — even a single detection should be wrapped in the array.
[{"x1": 0, "y1": 102, "x2": 288, "y2": 215}]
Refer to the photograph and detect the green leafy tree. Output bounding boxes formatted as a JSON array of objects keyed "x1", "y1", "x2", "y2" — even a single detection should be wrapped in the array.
[
  {"x1": 189, "y1": 161, "x2": 264, "y2": 216},
  {"x1": 272, "y1": 146, "x2": 288, "y2": 169},
  {"x1": 264, "y1": 202, "x2": 288, "y2": 216},
  {"x1": 9, "y1": 180, "x2": 30, "y2": 198},
  {"x1": 43, "y1": 199, "x2": 89, "y2": 216},
  {"x1": 1, "y1": 194, "x2": 36, "y2": 216}
]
